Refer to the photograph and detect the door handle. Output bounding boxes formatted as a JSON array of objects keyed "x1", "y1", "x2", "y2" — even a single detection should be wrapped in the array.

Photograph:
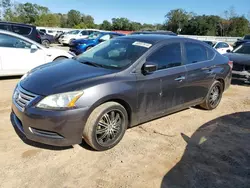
[{"x1": 174, "y1": 76, "x2": 186, "y2": 82}]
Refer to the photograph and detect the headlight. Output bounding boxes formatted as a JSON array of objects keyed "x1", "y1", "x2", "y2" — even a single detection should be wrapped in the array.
[{"x1": 36, "y1": 91, "x2": 84, "y2": 110}]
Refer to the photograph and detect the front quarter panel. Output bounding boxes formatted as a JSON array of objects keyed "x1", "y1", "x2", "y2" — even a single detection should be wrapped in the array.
[{"x1": 75, "y1": 75, "x2": 138, "y2": 127}]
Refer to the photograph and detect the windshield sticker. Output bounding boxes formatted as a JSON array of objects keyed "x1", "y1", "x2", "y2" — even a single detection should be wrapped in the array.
[{"x1": 132, "y1": 41, "x2": 152, "y2": 48}]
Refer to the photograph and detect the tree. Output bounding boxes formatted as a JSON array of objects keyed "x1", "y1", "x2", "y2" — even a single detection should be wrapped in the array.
[
  {"x1": 82, "y1": 14, "x2": 95, "y2": 28},
  {"x1": 164, "y1": 9, "x2": 193, "y2": 33},
  {"x1": 228, "y1": 16, "x2": 249, "y2": 36},
  {"x1": 129, "y1": 22, "x2": 141, "y2": 31},
  {"x1": 100, "y1": 20, "x2": 112, "y2": 30},
  {"x1": 0, "y1": 0, "x2": 11, "y2": 19},
  {"x1": 67, "y1": 9, "x2": 81, "y2": 28},
  {"x1": 112, "y1": 17, "x2": 130, "y2": 30},
  {"x1": 35, "y1": 13, "x2": 60, "y2": 27}
]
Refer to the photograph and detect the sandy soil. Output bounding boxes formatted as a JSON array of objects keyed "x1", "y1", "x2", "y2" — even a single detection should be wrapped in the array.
[{"x1": 0, "y1": 77, "x2": 249, "y2": 188}]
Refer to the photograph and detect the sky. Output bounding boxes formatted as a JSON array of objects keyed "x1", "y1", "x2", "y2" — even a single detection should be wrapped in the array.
[{"x1": 21, "y1": 0, "x2": 250, "y2": 24}]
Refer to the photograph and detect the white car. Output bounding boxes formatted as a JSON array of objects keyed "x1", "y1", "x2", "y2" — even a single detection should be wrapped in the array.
[
  {"x1": 213, "y1": 41, "x2": 233, "y2": 54},
  {"x1": 58, "y1": 29, "x2": 100, "y2": 45},
  {"x1": 0, "y1": 30, "x2": 75, "y2": 77}
]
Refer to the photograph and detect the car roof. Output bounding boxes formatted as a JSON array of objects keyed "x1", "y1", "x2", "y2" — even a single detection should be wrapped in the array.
[
  {"x1": 119, "y1": 34, "x2": 180, "y2": 44},
  {"x1": 0, "y1": 21, "x2": 35, "y2": 28}
]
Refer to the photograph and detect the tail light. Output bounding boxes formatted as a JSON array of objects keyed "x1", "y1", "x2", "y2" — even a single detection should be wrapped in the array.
[
  {"x1": 37, "y1": 34, "x2": 41, "y2": 39},
  {"x1": 228, "y1": 61, "x2": 233, "y2": 69}
]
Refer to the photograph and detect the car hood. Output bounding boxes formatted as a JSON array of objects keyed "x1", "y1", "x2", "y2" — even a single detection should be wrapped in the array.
[
  {"x1": 20, "y1": 59, "x2": 116, "y2": 96},
  {"x1": 224, "y1": 53, "x2": 250, "y2": 65}
]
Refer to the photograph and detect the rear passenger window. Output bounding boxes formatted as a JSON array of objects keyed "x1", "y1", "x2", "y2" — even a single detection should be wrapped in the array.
[
  {"x1": 147, "y1": 43, "x2": 182, "y2": 70},
  {"x1": 185, "y1": 42, "x2": 207, "y2": 64},
  {"x1": 207, "y1": 47, "x2": 215, "y2": 60},
  {"x1": 12, "y1": 25, "x2": 32, "y2": 35},
  {"x1": 0, "y1": 24, "x2": 10, "y2": 31}
]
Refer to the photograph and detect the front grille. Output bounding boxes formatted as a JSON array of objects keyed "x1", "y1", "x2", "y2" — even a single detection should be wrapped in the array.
[
  {"x1": 233, "y1": 63, "x2": 245, "y2": 71},
  {"x1": 13, "y1": 85, "x2": 38, "y2": 111}
]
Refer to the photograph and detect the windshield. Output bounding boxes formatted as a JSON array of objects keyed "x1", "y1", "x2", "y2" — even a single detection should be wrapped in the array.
[
  {"x1": 233, "y1": 44, "x2": 250, "y2": 54},
  {"x1": 67, "y1": 30, "x2": 80, "y2": 35},
  {"x1": 75, "y1": 39, "x2": 151, "y2": 69},
  {"x1": 88, "y1": 32, "x2": 102, "y2": 39},
  {"x1": 243, "y1": 35, "x2": 250, "y2": 40}
]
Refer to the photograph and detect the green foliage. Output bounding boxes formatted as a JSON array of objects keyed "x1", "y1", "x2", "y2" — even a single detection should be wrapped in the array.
[
  {"x1": 100, "y1": 20, "x2": 112, "y2": 30},
  {"x1": 67, "y1": 9, "x2": 81, "y2": 27}
]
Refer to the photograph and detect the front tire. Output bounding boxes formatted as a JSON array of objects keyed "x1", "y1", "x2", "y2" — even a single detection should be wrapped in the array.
[
  {"x1": 83, "y1": 102, "x2": 128, "y2": 151},
  {"x1": 200, "y1": 81, "x2": 223, "y2": 110}
]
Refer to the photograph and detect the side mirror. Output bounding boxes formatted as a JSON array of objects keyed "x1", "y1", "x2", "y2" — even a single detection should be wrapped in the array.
[
  {"x1": 142, "y1": 62, "x2": 158, "y2": 74},
  {"x1": 226, "y1": 49, "x2": 231, "y2": 53},
  {"x1": 31, "y1": 44, "x2": 38, "y2": 51}
]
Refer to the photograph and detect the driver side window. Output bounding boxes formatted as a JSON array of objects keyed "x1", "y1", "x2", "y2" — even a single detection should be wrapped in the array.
[{"x1": 0, "y1": 34, "x2": 32, "y2": 49}]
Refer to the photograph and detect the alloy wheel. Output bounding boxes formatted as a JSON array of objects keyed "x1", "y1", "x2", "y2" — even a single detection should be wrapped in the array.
[
  {"x1": 96, "y1": 110, "x2": 123, "y2": 146},
  {"x1": 209, "y1": 85, "x2": 221, "y2": 108}
]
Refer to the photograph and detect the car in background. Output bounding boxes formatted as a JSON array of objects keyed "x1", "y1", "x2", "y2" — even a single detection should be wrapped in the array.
[
  {"x1": 69, "y1": 31, "x2": 125, "y2": 55},
  {"x1": 233, "y1": 35, "x2": 250, "y2": 49},
  {"x1": 224, "y1": 42, "x2": 250, "y2": 83},
  {"x1": 0, "y1": 30, "x2": 75, "y2": 76},
  {"x1": 38, "y1": 28, "x2": 58, "y2": 37},
  {"x1": 59, "y1": 29, "x2": 100, "y2": 46},
  {"x1": 11, "y1": 35, "x2": 232, "y2": 151},
  {"x1": 0, "y1": 21, "x2": 41, "y2": 44},
  {"x1": 38, "y1": 31, "x2": 55, "y2": 48},
  {"x1": 212, "y1": 41, "x2": 233, "y2": 54},
  {"x1": 202, "y1": 40, "x2": 215, "y2": 46},
  {"x1": 130, "y1": 30, "x2": 177, "y2": 36}
]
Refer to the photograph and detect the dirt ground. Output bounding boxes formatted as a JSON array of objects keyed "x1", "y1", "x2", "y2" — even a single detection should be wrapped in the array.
[{"x1": 0, "y1": 78, "x2": 249, "y2": 188}]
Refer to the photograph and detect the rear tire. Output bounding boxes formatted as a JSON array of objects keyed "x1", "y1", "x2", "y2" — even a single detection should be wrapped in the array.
[
  {"x1": 200, "y1": 81, "x2": 223, "y2": 110},
  {"x1": 42, "y1": 40, "x2": 50, "y2": 48},
  {"x1": 83, "y1": 102, "x2": 128, "y2": 151}
]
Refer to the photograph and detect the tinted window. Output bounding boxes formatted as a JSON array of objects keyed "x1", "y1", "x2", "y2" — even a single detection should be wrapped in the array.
[
  {"x1": 243, "y1": 35, "x2": 250, "y2": 40},
  {"x1": 207, "y1": 47, "x2": 215, "y2": 60},
  {"x1": 111, "y1": 34, "x2": 121, "y2": 38},
  {"x1": 0, "y1": 24, "x2": 10, "y2": 31},
  {"x1": 222, "y1": 43, "x2": 229, "y2": 48},
  {"x1": 147, "y1": 43, "x2": 182, "y2": 70},
  {"x1": 0, "y1": 34, "x2": 32, "y2": 49},
  {"x1": 12, "y1": 25, "x2": 32, "y2": 35},
  {"x1": 233, "y1": 44, "x2": 250, "y2": 54},
  {"x1": 81, "y1": 31, "x2": 89, "y2": 35},
  {"x1": 185, "y1": 42, "x2": 207, "y2": 64},
  {"x1": 40, "y1": 29, "x2": 46, "y2": 33}
]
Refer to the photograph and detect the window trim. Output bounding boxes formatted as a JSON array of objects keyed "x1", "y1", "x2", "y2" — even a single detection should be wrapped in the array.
[{"x1": 11, "y1": 24, "x2": 33, "y2": 36}]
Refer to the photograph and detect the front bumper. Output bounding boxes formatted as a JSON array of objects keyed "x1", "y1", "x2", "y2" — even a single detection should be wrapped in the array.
[
  {"x1": 232, "y1": 70, "x2": 250, "y2": 82},
  {"x1": 11, "y1": 101, "x2": 89, "y2": 147}
]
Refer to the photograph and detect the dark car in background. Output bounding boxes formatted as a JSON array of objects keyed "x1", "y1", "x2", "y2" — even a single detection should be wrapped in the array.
[
  {"x1": 224, "y1": 42, "x2": 250, "y2": 83},
  {"x1": 0, "y1": 21, "x2": 41, "y2": 44},
  {"x1": 11, "y1": 35, "x2": 232, "y2": 151},
  {"x1": 233, "y1": 35, "x2": 250, "y2": 49},
  {"x1": 202, "y1": 40, "x2": 215, "y2": 46},
  {"x1": 69, "y1": 31, "x2": 125, "y2": 55},
  {"x1": 130, "y1": 30, "x2": 177, "y2": 36},
  {"x1": 38, "y1": 31, "x2": 55, "y2": 47}
]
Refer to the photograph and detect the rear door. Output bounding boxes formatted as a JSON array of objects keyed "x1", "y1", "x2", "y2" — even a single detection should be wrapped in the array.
[
  {"x1": 0, "y1": 33, "x2": 45, "y2": 75},
  {"x1": 183, "y1": 41, "x2": 216, "y2": 105}
]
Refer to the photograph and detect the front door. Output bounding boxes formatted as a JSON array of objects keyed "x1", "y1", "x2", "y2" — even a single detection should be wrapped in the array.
[
  {"x1": 136, "y1": 42, "x2": 187, "y2": 121},
  {"x1": 0, "y1": 33, "x2": 45, "y2": 75}
]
